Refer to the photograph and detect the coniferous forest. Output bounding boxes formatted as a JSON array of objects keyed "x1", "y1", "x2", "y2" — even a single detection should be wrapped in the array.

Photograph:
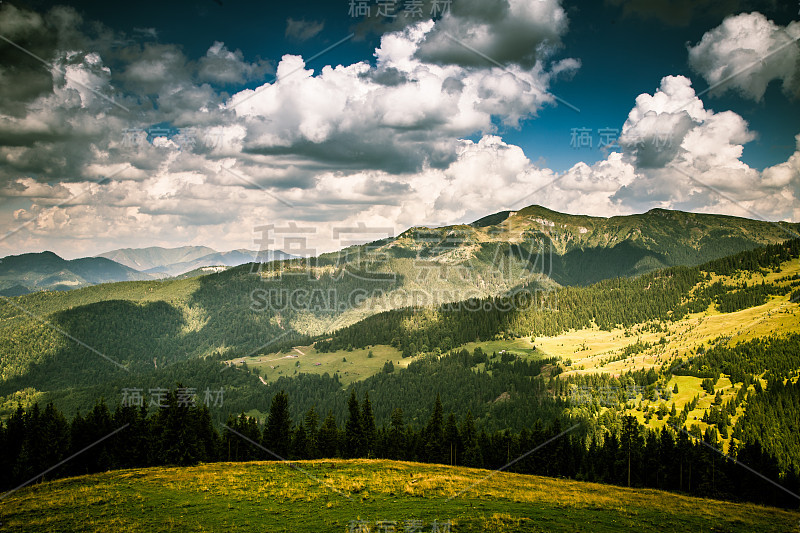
[{"x1": 2, "y1": 387, "x2": 798, "y2": 510}]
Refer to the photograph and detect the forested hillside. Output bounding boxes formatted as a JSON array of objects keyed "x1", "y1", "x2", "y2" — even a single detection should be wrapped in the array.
[{"x1": 317, "y1": 239, "x2": 800, "y2": 355}]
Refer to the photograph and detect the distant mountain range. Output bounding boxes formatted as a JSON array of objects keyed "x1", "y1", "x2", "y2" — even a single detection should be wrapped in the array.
[
  {"x1": 96, "y1": 246, "x2": 297, "y2": 278},
  {"x1": 0, "y1": 246, "x2": 296, "y2": 295},
  {"x1": 1, "y1": 206, "x2": 797, "y2": 297},
  {"x1": 0, "y1": 251, "x2": 150, "y2": 296}
]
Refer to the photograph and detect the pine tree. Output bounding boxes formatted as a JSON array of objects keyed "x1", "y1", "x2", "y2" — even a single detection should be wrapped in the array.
[
  {"x1": 265, "y1": 391, "x2": 292, "y2": 458},
  {"x1": 344, "y1": 390, "x2": 363, "y2": 458},
  {"x1": 424, "y1": 394, "x2": 444, "y2": 463},
  {"x1": 388, "y1": 408, "x2": 405, "y2": 460},
  {"x1": 361, "y1": 391, "x2": 377, "y2": 458},
  {"x1": 443, "y1": 413, "x2": 460, "y2": 465},
  {"x1": 460, "y1": 411, "x2": 481, "y2": 467},
  {"x1": 620, "y1": 415, "x2": 641, "y2": 487},
  {"x1": 318, "y1": 410, "x2": 339, "y2": 458},
  {"x1": 304, "y1": 407, "x2": 319, "y2": 459},
  {"x1": 291, "y1": 422, "x2": 308, "y2": 459}
]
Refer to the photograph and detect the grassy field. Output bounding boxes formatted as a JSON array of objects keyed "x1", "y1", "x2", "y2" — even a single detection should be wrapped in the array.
[
  {"x1": 458, "y1": 338, "x2": 539, "y2": 357},
  {"x1": 226, "y1": 344, "x2": 407, "y2": 386},
  {"x1": 1, "y1": 460, "x2": 798, "y2": 532},
  {"x1": 230, "y1": 337, "x2": 547, "y2": 388}
]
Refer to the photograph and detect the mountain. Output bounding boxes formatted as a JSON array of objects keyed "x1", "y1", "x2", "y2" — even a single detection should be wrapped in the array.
[
  {"x1": 97, "y1": 246, "x2": 297, "y2": 277},
  {"x1": 0, "y1": 251, "x2": 152, "y2": 295},
  {"x1": 457, "y1": 205, "x2": 799, "y2": 285},
  {"x1": 1, "y1": 206, "x2": 798, "y2": 412},
  {"x1": 315, "y1": 238, "x2": 800, "y2": 358}
]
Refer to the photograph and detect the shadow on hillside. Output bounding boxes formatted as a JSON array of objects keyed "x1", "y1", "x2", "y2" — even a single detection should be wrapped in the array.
[{"x1": 0, "y1": 300, "x2": 185, "y2": 396}]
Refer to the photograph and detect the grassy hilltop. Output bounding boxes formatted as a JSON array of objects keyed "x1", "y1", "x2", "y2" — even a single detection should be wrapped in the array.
[{"x1": 1, "y1": 460, "x2": 798, "y2": 532}]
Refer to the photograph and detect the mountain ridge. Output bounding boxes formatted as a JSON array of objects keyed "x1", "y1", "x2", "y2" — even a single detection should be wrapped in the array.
[{"x1": 97, "y1": 246, "x2": 298, "y2": 277}]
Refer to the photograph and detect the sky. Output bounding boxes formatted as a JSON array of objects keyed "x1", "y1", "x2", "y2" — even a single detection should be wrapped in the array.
[{"x1": 0, "y1": 0, "x2": 798, "y2": 259}]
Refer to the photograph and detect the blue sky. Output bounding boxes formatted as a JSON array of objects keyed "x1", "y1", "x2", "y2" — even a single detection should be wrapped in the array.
[{"x1": 0, "y1": 0, "x2": 799, "y2": 257}]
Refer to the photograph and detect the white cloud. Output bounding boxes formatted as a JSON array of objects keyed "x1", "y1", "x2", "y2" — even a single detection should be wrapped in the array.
[
  {"x1": 227, "y1": 20, "x2": 575, "y2": 177},
  {"x1": 599, "y1": 75, "x2": 798, "y2": 221},
  {"x1": 688, "y1": 12, "x2": 800, "y2": 101}
]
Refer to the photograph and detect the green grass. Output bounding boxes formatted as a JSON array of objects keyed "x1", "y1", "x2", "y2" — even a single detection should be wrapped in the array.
[
  {"x1": 458, "y1": 338, "x2": 541, "y2": 359},
  {"x1": 1, "y1": 460, "x2": 797, "y2": 532}
]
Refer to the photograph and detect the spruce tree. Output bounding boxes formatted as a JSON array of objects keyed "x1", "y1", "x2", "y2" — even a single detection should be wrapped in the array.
[
  {"x1": 304, "y1": 407, "x2": 319, "y2": 459},
  {"x1": 443, "y1": 412, "x2": 460, "y2": 465},
  {"x1": 424, "y1": 394, "x2": 444, "y2": 463},
  {"x1": 388, "y1": 408, "x2": 405, "y2": 460}
]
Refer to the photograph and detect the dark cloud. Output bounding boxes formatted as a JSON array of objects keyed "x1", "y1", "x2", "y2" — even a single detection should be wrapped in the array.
[
  {"x1": 285, "y1": 18, "x2": 325, "y2": 41},
  {"x1": 441, "y1": 76, "x2": 464, "y2": 94},
  {"x1": 197, "y1": 42, "x2": 273, "y2": 85},
  {"x1": 418, "y1": 0, "x2": 568, "y2": 69},
  {"x1": 359, "y1": 66, "x2": 409, "y2": 86},
  {"x1": 352, "y1": 0, "x2": 568, "y2": 69},
  {"x1": 243, "y1": 132, "x2": 458, "y2": 175}
]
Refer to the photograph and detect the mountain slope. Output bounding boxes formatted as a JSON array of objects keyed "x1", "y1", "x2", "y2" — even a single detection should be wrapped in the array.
[
  {"x1": 1, "y1": 207, "x2": 798, "y2": 416},
  {"x1": 465, "y1": 205, "x2": 800, "y2": 285},
  {"x1": 315, "y1": 238, "x2": 800, "y2": 357}
]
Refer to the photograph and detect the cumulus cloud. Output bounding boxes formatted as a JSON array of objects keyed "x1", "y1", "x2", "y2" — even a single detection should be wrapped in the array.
[
  {"x1": 598, "y1": 75, "x2": 797, "y2": 220},
  {"x1": 688, "y1": 12, "x2": 800, "y2": 101},
  {"x1": 0, "y1": 4, "x2": 83, "y2": 114},
  {"x1": 227, "y1": 20, "x2": 576, "y2": 178}
]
